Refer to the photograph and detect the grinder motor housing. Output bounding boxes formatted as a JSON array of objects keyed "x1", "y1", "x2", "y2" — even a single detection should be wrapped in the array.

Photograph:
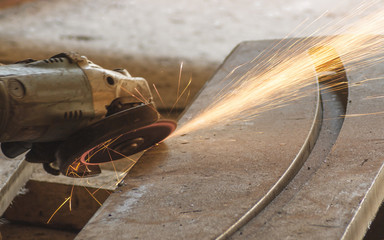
[
  {"x1": 0, "y1": 53, "x2": 174, "y2": 176},
  {"x1": 0, "y1": 53, "x2": 152, "y2": 142}
]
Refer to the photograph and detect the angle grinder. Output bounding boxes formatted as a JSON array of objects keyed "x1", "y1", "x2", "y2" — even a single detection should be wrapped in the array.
[{"x1": 0, "y1": 52, "x2": 176, "y2": 177}]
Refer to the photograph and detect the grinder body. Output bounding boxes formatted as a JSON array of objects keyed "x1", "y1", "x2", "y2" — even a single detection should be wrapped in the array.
[
  {"x1": 0, "y1": 53, "x2": 152, "y2": 143},
  {"x1": 0, "y1": 53, "x2": 175, "y2": 177}
]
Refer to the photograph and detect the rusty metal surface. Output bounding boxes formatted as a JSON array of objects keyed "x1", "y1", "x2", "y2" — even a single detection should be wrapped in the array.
[{"x1": 76, "y1": 40, "x2": 320, "y2": 239}]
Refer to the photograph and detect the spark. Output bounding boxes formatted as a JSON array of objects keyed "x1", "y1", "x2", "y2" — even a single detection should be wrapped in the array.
[
  {"x1": 47, "y1": 0, "x2": 384, "y2": 224},
  {"x1": 177, "y1": 62, "x2": 184, "y2": 99},
  {"x1": 47, "y1": 197, "x2": 71, "y2": 224},
  {"x1": 134, "y1": 87, "x2": 150, "y2": 104},
  {"x1": 172, "y1": 2, "x2": 384, "y2": 137},
  {"x1": 153, "y1": 83, "x2": 166, "y2": 108},
  {"x1": 183, "y1": 89, "x2": 191, "y2": 107},
  {"x1": 106, "y1": 148, "x2": 120, "y2": 183},
  {"x1": 170, "y1": 76, "x2": 192, "y2": 113},
  {"x1": 120, "y1": 86, "x2": 151, "y2": 105},
  {"x1": 83, "y1": 187, "x2": 102, "y2": 206},
  {"x1": 69, "y1": 185, "x2": 74, "y2": 211},
  {"x1": 343, "y1": 111, "x2": 384, "y2": 117},
  {"x1": 152, "y1": 62, "x2": 193, "y2": 118},
  {"x1": 364, "y1": 95, "x2": 384, "y2": 100}
]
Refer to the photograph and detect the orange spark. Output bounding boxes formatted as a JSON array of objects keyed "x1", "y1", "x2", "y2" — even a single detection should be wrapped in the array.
[
  {"x1": 172, "y1": 3, "x2": 384, "y2": 137},
  {"x1": 47, "y1": 197, "x2": 71, "y2": 224},
  {"x1": 83, "y1": 187, "x2": 102, "y2": 206},
  {"x1": 177, "y1": 62, "x2": 184, "y2": 98},
  {"x1": 47, "y1": 1, "x2": 384, "y2": 224},
  {"x1": 170, "y1": 76, "x2": 192, "y2": 113},
  {"x1": 153, "y1": 83, "x2": 166, "y2": 108}
]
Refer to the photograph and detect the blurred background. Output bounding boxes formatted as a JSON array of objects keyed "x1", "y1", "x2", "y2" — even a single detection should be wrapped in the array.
[{"x1": 0, "y1": 0, "x2": 372, "y2": 112}]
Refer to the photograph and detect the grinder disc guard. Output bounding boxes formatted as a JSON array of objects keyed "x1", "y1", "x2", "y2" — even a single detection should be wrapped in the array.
[
  {"x1": 56, "y1": 103, "x2": 176, "y2": 176},
  {"x1": 80, "y1": 120, "x2": 176, "y2": 165}
]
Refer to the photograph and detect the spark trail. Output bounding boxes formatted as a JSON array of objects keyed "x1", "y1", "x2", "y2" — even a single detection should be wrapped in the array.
[
  {"x1": 172, "y1": 1, "x2": 384, "y2": 137},
  {"x1": 47, "y1": 0, "x2": 384, "y2": 224}
]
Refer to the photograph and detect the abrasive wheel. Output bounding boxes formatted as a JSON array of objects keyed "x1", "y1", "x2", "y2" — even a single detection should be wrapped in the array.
[
  {"x1": 56, "y1": 103, "x2": 176, "y2": 177},
  {"x1": 79, "y1": 120, "x2": 176, "y2": 165}
]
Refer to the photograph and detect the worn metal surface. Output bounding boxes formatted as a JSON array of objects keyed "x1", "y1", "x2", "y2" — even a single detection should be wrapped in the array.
[
  {"x1": 0, "y1": 153, "x2": 35, "y2": 216},
  {"x1": 231, "y1": 43, "x2": 384, "y2": 240},
  {"x1": 0, "y1": 222, "x2": 76, "y2": 240},
  {"x1": 77, "y1": 38, "x2": 384, "y2": 239},
  {"x1": 3, "y1": 180, "x2": 110, "y2": 230},
  {"x1": 238, "y1": 57, "x2": 384, "y2": 239},
  {"x1": 76, "y1": 39, "x2": 321, "y2": 239}
]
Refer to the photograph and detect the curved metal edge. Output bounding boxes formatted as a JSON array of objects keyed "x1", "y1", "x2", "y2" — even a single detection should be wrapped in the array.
[
  {"x1": 341, "y1": 162, "x2": 384, "y2": 240},
  {"x1": 216, "y1": 76, "x2": 323, "y2": 240}
]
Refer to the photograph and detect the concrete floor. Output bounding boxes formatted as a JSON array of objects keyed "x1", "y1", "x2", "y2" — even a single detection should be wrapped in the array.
[{"x1": 0, "y1": 0, "x2": 374, "y2": 62}]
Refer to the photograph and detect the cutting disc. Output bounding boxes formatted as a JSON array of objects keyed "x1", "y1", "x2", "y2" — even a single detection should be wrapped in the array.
[
  {"x1": 80, "y1": 119, "x2": 176, "y2": 165},
  {"x1": 56, "y1": 103, "x2": 163, "y2": 176}
]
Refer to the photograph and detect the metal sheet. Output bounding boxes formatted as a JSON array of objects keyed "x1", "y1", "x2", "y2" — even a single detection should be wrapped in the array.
[
  {"x1": 232, "y1": 41, "x2": 384, "y2": 240},
  {"x1": 78, "y1": 37, "x2": 384, "y2": 239},
  {"x1": 0, "y1": 153, "x2": 35, "y2": 216},
  {"x1": 77, "y1": 39, "x2": 322, "y2": 239}
]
